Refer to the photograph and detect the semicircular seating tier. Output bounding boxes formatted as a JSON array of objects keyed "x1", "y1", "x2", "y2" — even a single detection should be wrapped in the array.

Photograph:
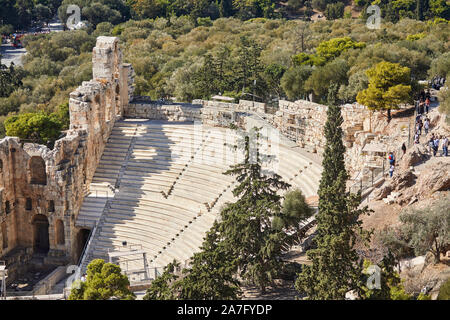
[{"x1": 76, "y1": 119, "x2": 322, "y2": 275}]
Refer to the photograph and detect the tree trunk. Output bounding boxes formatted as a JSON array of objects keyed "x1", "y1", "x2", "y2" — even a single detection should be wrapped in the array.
[
  {"x1": 434, "y1": 239, "x2": 441, "y2": 263},
  {"x1": 387, "y1": 109, "x2": 392, "y2": 121}
]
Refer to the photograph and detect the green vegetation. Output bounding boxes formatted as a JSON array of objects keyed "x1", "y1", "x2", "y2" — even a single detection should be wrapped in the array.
[
  {"x1": 437, "y1": 278, "x2": 450, "y2": 300},
  {"x1": 356, "y1": 61, "x2": 412, "y2": 120},
  {"x1": 379, "y1": 194, "x2": 450, "y2": 264},
  {"x1": 295, "y1": 102, "x2": 372, "y2": 299},
  {"x1": 361, "y1": 254, "x2": 413, "y2": 300},
  {"x1": 1, "y1": 16, "x2": 448, "y2": 141},
  {"x1": 68, "y1": 259, "x2": 135, "y2": 300},
  {"x1": 4, "y1": 103, "x2": 69, "y2": 147}
]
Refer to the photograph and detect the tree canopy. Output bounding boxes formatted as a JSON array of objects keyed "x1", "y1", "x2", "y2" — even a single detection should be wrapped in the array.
[
  {"x1": 356, "y1": 61, "x2": 412, "y2": 119},
  {"x1": 68, "y1": 259, "x2": 136, "y2": 300}
]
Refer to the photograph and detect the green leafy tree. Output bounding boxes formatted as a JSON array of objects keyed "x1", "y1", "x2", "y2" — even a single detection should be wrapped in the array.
[
  {"x1": 324, "y1": 2, "x2": 345, "y2": 19},
  {"x1": 295, "y1": 103, "x2": 371, "y2": 300},
  {"x1": 273, "y1": 189, "x2": 314, "y2": 232},
  {"x1": 281, "y1": 65, "x2": 313, "y2": 100},
  {"x1": 69, "y1": 259, "x2": 135, "y2": 300},
  {"x1": 361, "y1": 253, "x2": 412, "y2": 300},
  {"x1": 399, "y1": 195, "x2": 449, "y2": 264},
  {"x1": 316, "y1": 37, "x2": 366, "y2": 63},
  {"x1": 437, "y1": 278, "x2": 450, "y2": 300},
  {"x1": 356, "y1": 61, "x2": 412, "y2": 120},
  {"x1": 4, "y1": 112, "x2": 63, "y2": 146},
  {"x1": 192, "y1": 53, "x2": 218, "y2": 99},
  {"x1": 305, "y1": 58, "x2": 349, "y2": 102},
  {"x1": 0, "y1": 61, "x2": 23, "y2": 98},
  {"x1": 33, "y1": 4, "x2": 52, "y2": 25},
  {"x1": 263, "y1": 63, "x2": 287, "y2": 99},
  {"x1": 234, "y1": 36, "x2": 265, "y2": 98}
]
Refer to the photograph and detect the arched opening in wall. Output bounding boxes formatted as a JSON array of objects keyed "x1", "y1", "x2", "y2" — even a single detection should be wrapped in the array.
[
  {"x1": 0, "y1": 159, "x2": 3, "y2": 173},
  {"x1": 76, "y1": 228, "x2": 91, "y2": 262},
  {"x1": 1, "y1": 221, "x2": 7, "y2": 249},
  {"x1": 32, "y1": 214, "x2": 49, "y2": 253},
  {"x1": 29, "y1": 156, "x2": 47, "y2": 185},
  {"x1": 55, "y1": 219, "x2": 65, "y2": 245}
]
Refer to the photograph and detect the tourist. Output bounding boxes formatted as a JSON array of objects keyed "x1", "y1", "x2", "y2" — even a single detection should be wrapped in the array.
[
  {"x1": 443, "y1": 136, "x2": 448, "y2": 157},
  {"x1": 388, "y1": 152, "x2": 395, "y2": 166},
  {"x1": 424, "y1": 118, "x2": 430, "y2": 134},
  {"x1": 425, "y1": 97, "x2": 430, "y2": 113},
  {"x1": 429, "y1": 135, "x2": 435, "y2": 154},
  {"x1": 414, "y1": 132, "x2": 420, "y2": 144},
  {"x1": 418, "y1": 119, "x2": 423, "y2": 135},
  {"x1": 389, "y1": 164, "x2": 395, "y2": 178},
  {"x1": 402, "y1": 142, "x2": 406, "y2": 155},
  {"x1": 418, "y1": 100, "x2": 424, "y2": 114},
  {"x1": 433, "y1": 136, "x2": 440, "y2": 156}
]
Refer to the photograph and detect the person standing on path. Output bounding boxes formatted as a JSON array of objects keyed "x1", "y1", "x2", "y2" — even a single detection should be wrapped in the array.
[
  {"x1": 429, "y1": 135, "x2": 435, "y2": 154},
  {"x1": 443, "y1": 136, "x2": 448, "y2": 157},
  {"x1": 389, "y1": 152, "x2": 395, "y2": 166},
  {"x1": 389, "y1": 164, "x2": 395, "y2": 178},
  {"x1": 424, "y1": 118, "x2": 430, "y2": 135},
  {"x1": 433, "y1": 136, "x2": 440, "y2": 156},
  {"x1": 425, "y1": 97, "x2": 430, "y2": 113},
  {"x1": 402, "y1": 142, "x2": 406, "y2": 155}
]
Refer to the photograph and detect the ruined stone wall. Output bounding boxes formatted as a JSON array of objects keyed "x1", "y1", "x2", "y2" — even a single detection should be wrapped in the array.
[
  {"x1": 269, "y1": 100, "x2": 372, "y2": 154},
  {"x1": 0, "y1": 37, "x2": 131, "y2": 265},
  {"x1": 125, "y1": 98, "x2": 203, "y2": 121}
]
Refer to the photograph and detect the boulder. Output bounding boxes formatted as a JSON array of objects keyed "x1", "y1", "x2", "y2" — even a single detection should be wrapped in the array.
[
  {"x1": 416, "y1": 162, "x2": 450, "y2": 194},
  {"x1": 400, "y1": 144, "x2": 429, "y2": 170},
  {"x1": 394, "y1": 170, "x2": 417, "y2": 190},
  {"x1": 374, "y1": 184, "x2": 392, "y2": 200}
]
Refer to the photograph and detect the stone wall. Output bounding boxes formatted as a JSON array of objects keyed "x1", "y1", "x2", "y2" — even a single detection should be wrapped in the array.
[
  {"x1": 125, "y1": 98, "x2": 202, "y2": 121},
  {"x1": 0, "y1": 37, "x2": 131, "y2": 266},
  {"x1": 269, "y1": 100, "x2": 373, "y2": 154}
]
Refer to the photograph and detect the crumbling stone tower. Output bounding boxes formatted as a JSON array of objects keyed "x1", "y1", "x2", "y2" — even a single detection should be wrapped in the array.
[{"x1": 0, "y1": 37, "x2": 134, "y2": 279}]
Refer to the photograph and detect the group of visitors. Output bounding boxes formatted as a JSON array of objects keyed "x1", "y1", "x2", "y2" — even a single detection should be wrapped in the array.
[
  {"x1": 417, "y1": 89, "x2": 432, "y2": 114},
  {"x1": 388, "y1": 152, "x2": 395, "y2": 178},
  {"x1": 414, "y1": 115, "x2": 430, "y2": 144},
  {"x1": 428, "y1": 134, "x2": 448, "y2": 157},
  {"x1": 430, "y1": 76, "x2": 446, "y2": 90}
]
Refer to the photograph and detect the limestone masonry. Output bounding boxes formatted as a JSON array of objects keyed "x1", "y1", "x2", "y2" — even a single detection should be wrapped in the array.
[{"x1": 0, "y1": 36, "x2": 389, "y2": 283}]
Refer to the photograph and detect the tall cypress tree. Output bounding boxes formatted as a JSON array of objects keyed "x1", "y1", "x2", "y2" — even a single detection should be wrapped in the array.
[{"x1": 295, "y1": 104, "x2": 371, "y2": 299}]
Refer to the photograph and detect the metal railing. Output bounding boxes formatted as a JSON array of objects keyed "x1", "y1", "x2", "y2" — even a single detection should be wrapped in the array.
[
  {"x1": 349, "y1": 161, "x2": 386, "y2": 197},
  {"x1": 77, "y1": 221, "x2": 97, "y2": 268},
  {"x1": 77, "y1": 199, "x2": 112, "y2": 273}
]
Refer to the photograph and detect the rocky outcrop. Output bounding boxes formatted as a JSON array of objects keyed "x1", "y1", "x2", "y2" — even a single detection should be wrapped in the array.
[
  {"x1": 374, "y1": 170, "x2": 416, "y2": 201},
  {"x1": 400, "y1": 144, "x2": 430, "y2": 170}
]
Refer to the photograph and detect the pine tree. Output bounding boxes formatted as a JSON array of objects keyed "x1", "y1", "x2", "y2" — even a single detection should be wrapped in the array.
[
  {"x1": 295, "y1": 104, "x2": 371, "y2": 299},
  {"x1": 176, "y1": 221, "x2": 242, "y2": 299},
  {"x1": 218, "y1": 128, "x2": 291, "y2": 293},
  {"x1": 143, "y1": 260, "x2": 180, "y2": 300}
]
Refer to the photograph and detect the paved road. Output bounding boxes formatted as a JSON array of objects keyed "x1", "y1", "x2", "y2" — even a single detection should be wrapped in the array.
[
  {"x1": 0, "y1": 43, "x2": 27, "y2": 67},
  {"x1": 0, "y1": 18, "x2": 63, "y2": 67}
]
